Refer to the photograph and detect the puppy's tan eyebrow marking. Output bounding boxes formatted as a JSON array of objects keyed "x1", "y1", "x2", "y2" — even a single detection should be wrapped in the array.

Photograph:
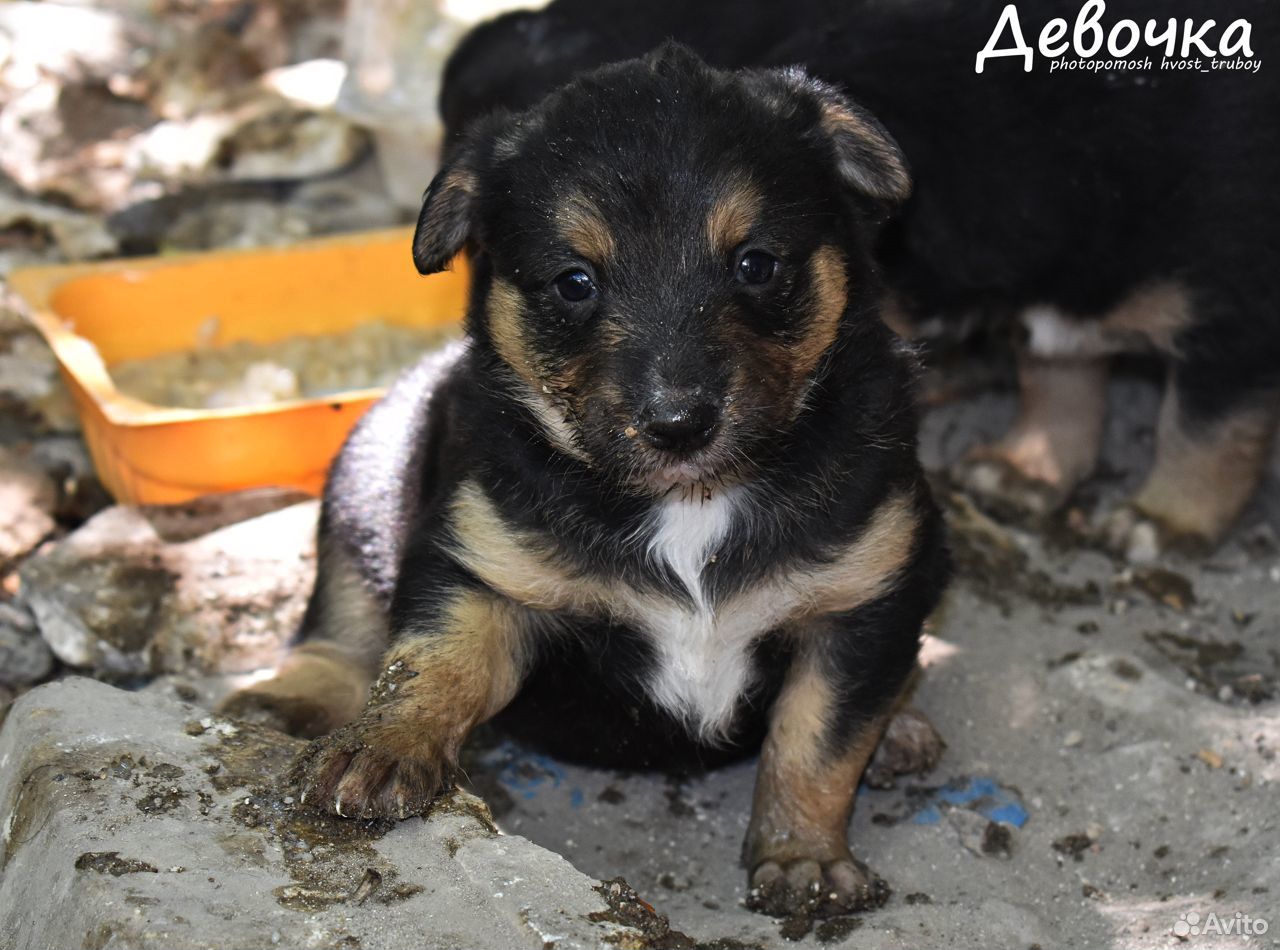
[
  {"x1": 707, "y1": 175, "x2": 764, "y2": 254},
  {"x1": 557, "y1": 196, "x2": 616, "y2": 263}
]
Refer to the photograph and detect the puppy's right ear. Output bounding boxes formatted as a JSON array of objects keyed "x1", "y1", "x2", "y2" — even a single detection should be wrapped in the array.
[{"x1": 412, "y1": 153, "x2": 479, "y2": 275}]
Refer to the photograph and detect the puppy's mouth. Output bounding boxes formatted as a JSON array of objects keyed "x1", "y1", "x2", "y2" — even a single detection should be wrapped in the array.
[
  {"x1": 627, "y1": 437, "x2": 745, "y2": 495},
  {"x1": 643, "y1": 458, "x2": 720, "y2": 493}
]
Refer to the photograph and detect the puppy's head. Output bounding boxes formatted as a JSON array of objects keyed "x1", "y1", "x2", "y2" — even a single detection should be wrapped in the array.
[{"x1": 414, "y1": 43, "x2": 910, "y2": 494}]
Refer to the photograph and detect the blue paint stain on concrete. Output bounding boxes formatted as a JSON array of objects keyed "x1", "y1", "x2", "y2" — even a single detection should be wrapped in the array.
[
  {"x1": 908, "y1": 776, "x2": 1029, "y2": 827},
  {"x1": 480, "y1": 741, "x2": 579, "y2": 804}
]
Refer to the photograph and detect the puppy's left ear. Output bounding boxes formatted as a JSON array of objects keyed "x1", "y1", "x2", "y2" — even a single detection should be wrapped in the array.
[
  {"x1": 413, "y1": 144, "x2": 483, "y2": 275},
  {"x1": 772, "y1": 68, "x2": 912, "y2": 207}
]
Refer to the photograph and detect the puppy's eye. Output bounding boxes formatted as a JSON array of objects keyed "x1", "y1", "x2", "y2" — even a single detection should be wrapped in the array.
[
  {"x1": 554, "y1": 269, "x2": 597, "y2": 303},
  {"x1": 736, "y1": 250, "x2": 777, "y2": 286}
]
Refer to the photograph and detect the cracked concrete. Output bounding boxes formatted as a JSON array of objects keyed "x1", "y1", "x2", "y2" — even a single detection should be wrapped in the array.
[{"x1": 0, "y1": 678, "x2": 663, "y2": 950}]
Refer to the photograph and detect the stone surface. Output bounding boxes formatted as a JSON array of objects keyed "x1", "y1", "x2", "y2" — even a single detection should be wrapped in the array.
[
  {"x1": 19, "y1": 497, "x2": 317, "y2": 677},
  {"x1": 0, "y1": 600, "x2": 52, "y2": 687},
  {"x1": 0, "y1": 446, "x2": 56, "y2": 569},
  {"x1": 0, "y1": 324, "x2": 75, "y2": 435},
  {"x1": 133, "y1": 94, "x2": 369, "y2": 190},
  {"x1": 0, "y1": 678, "x2": 641, "y2": 950},
  {"x1": 0, "y1": 189, "x2": 118, "y2": 265}
]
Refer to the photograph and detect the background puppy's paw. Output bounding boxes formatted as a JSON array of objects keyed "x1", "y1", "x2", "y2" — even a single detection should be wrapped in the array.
[
  {"x1": 863, "y1": 707, "x2": 945, "y2": 789},
  {"x1": 217, "y1": 689, "x2": 339, "y2": 739},
  {"x1": 953, "y1": 454, "x2": 1066, "y2": 523},
  {"x1": 746, "y1": 856, "x2": 889, "y2": 919},
  {"x1": 288, "y1": 722, "x2": 452, "y2": 820},
  {"x1": 1098, "y1": 506, "x2": 1161, "y2": 563},
  {"x1": 1097, "y1": 505, "x2": 1213, "y2": 564}
]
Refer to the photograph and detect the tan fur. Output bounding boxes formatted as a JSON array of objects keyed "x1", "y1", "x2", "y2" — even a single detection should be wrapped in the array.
[
  {"x1": 790, "y1": 246, "x2": 849, "y2": 385},
  {"x1": 1103, "y1": 282, "x2": 1192, "y2": 355},
  {"x1": 818, "y1": 100, "x2": 911, "y2": 203},
  {"x1": 558, "y1": 195, "x2": 616, "y2": 263},
  {"x1": 438, "y1": 594, "x2": 526, "y2": 720},
  {"x1": 706, "y1": 176, "x2": 763, "y2": 255},
  {"x1": 312, "y1": 535, "x2": 391, "y2": 664},
  {"x1": 1132, "y1": 388, "x2": 1279, "y2": 542},
  {"x1": 218, "y1": 641, "x2": 373, "y2": 739},
  {"x1": 449, "y1": 481, "x2": 611, "y2": 612},
  {"x1": 452, "y1": 480, "x2": 915, "y2": 632},
  {"x1": 487, "y1": 278, "x2": 540, "y2": 391},
  {"x1": 877, "y1": 291, "x2": 916, "y2": 339},
  {"x1": 295, "y1": 586, "x2": 530, "y2": 818},
  {"x1": 975, "y1": 354, "x2": 1109, "y2": 490},
  {"x1": 373, "y1": 591, "x2": 526, "y2": 754},
  {"x1": 744, "y1": 655, "x2": 890, "y2": 868},
  {"x1": 723, "y1": 323, "x2": 799, "y2": 427},
  {"x1": 487, "y1": 280, "x2": 591, "y2": 461},
  {"x1": 793, "y1": 490, "x2": 919, "y2": 618},
  {"x1": 218, "y1": 539, "x2": 384, "y2": 737},
  {"x1": 488, "y1": 279, "x2": 593, "y2": 466}
]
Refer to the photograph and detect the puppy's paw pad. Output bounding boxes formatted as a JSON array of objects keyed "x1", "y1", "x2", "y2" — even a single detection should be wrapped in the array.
[
  {"x1": 746, "y1": 857, "x2": 889, "y2": 918},
  {"x1": 864, "y1": 708, "x2": 946, "y2": 789},
  {"x1": 953, "y1": 455, "x2": 1064, "y2": 521},
  {"x1": 289, "y1": 725, "x2": 450, "y2": 820}
]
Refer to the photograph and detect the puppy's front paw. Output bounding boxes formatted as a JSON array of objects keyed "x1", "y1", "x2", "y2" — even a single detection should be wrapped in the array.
[
  {"x1": 746, "y1": 855, "x2": 889, "y2": 918},
  {"x1": 289, "y1": 721, "x2": 452, "y2": 820}
]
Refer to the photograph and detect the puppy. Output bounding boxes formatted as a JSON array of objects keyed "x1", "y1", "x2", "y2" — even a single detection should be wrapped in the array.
[
  {"x1": 221, "y1": 46, "x2": 950, "y2": 915},
  {"x1": 440, "y1": 0, "x2": 1280, "y2": 560}
]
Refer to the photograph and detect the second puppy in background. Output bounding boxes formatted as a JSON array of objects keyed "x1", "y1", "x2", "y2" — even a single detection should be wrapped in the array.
[{"x1": 222, "y1": 45, "x2": 950, "y2": 917}]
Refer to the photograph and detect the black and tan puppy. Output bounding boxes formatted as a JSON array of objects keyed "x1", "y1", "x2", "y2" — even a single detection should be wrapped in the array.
[{"x1": 222, "y1": 46, "x2": 949, "y2": 915}]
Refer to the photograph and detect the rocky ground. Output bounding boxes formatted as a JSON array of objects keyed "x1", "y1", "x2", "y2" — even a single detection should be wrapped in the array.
[
  {"x1": 2, "y1": 367, "x2": 1277, "y2": 949},
  {"x1": 0, "y1": 3, "x2": 1278, "y2": 948}
]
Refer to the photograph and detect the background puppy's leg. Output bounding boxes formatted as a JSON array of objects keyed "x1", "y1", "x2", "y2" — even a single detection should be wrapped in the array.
[
  {"x1": 960, "y1": 352, "x2": 1109, "y2": 518},
  {"x1": 291, "y1": 587, "x2": 528, "y2": 819},
  {"x1": 1105, "y1": 377, "x2": 1279, "y2": 560},
  {"x1": 218, "y1": 537, "x2": 387, "y2": 738}
]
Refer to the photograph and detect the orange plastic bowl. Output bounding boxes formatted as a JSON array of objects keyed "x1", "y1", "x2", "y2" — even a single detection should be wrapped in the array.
[{"x1": 9, "y1": 228, "x2": 467, "y2": 504}]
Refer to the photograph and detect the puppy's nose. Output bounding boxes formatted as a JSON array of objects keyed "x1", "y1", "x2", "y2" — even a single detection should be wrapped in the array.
[{"x1": 639, "y1": 398, "x2": 720, "y2": 453}]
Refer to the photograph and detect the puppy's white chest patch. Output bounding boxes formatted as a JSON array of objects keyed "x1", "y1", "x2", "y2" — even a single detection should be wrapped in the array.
[{"x1": 635, "y1": 486, "x2": 765, "y2": 739}]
